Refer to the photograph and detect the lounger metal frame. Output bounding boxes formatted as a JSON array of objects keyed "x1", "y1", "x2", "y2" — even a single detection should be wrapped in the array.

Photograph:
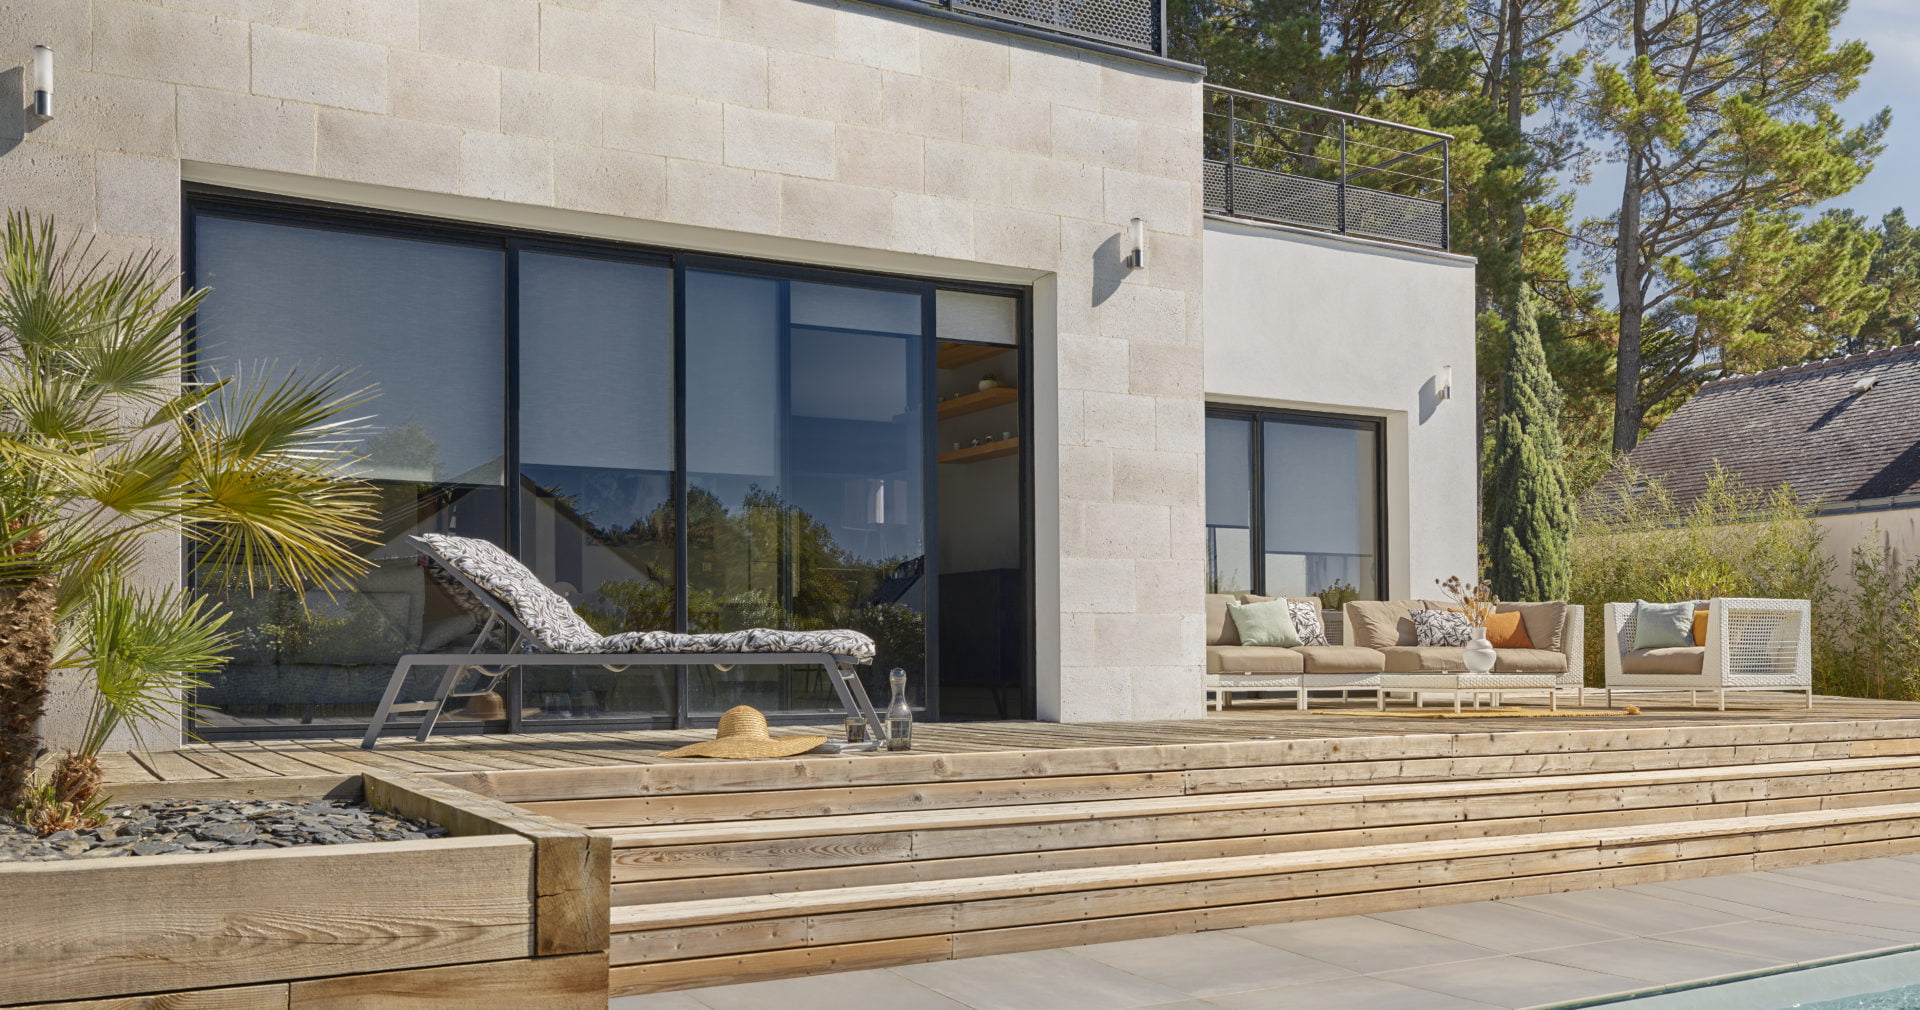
[{"x1": 361, "y1": 537, "x2": 885, "y2": 749}]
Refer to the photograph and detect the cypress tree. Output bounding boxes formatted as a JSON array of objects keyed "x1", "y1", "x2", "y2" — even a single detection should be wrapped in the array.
[{"x1": 1487, "y1": 287, "x2": 1573, "y2": 601}]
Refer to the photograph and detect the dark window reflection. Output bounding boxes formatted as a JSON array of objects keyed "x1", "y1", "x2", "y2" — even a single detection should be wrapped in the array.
[
  {"x1": 517, "y1": 251, "x2": 677, "y2": 723},
  {"x1": 684, "y1": 272, "x2": 928, "y2": 715}
]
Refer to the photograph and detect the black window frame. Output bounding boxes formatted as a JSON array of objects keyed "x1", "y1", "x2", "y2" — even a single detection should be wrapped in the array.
[
  {"x1": 1204, "y1": 404, "x2": 1389, "y2": 602},
  {"x1": 181, "y1": 185, "x2": 1036, "y2": 737}
]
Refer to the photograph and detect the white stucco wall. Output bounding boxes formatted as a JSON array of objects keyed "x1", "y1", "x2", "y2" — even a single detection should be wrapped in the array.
[
  {"x1": 2, "y1": 0, "x2": 1210, "y2": 737},
  {"x1": 1201, "y1": 219, "x2": 1479, "y2": 598}
]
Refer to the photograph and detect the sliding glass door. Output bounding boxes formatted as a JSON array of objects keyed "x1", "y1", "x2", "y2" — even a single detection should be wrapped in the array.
[
  {"x1": 184, "y1": 192, "x2": 1028, "y2": 737},
  {"x1": 516, "y1": 250, "x2": 677, "y2": 723},
  {"x1": 683, "y1": 270, "x2": 929, "y2": 716}
]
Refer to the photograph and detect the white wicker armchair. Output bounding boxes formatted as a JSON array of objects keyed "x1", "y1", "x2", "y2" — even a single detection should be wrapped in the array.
[{"x1": 1603, "y1": 598, "x2": 1812, "y2": 710}]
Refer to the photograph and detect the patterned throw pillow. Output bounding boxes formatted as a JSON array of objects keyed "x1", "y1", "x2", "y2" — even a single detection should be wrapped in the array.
[
  {"x1": 1411, "y1": 608, "x2": 1473, "y2": 647},
  {"x1": 1288, "y1": 602, "x2": 1330, "y2": 646}
]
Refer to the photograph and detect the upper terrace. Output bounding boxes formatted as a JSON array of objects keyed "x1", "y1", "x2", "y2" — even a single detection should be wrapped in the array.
[{"x1": 1204, "y1": 85, "x2": 1453, "y2": 251}]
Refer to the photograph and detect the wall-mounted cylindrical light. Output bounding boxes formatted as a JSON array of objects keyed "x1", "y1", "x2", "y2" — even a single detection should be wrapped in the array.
[
  {"x1": 1438, "y1": 364, "x2": 1454, "y2": 400},
  {"x1": 1128, "y1": 217, "x2": 1146, "y2": 270},
  {"x1": 31, "y1": 46, "x2": 53, "y2": 120}
]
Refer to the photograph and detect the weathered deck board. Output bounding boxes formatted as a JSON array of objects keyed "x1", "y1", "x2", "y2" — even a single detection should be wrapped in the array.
[{"x1": 98, "y1": 692, "x2": 1920, "y2": 786}]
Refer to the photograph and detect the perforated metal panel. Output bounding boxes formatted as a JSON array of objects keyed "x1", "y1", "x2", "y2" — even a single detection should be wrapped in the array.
[
  {"x1": 1202, "y1": 160, "x2": 1228, "y2": 214},
  {"x1": 952, "y1": 0, "x2": 1160, "y2": 52},
  {"x1": 1345, "y1": 185, "x2": 1445, "y2": 249},
  {"x1": 1218, "y1": 163, "x2": 1340, "y2": 232}
]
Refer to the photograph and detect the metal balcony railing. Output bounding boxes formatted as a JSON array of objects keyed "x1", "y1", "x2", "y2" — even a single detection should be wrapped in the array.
[
  {"x1": 910, "y1": 0, "x2": 1165, "y2": 55},
  {"x1": 1204, "y1": 86, "x2": 1452, "y2": 250}
]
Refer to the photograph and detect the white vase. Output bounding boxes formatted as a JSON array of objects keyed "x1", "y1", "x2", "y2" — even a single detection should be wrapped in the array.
[{"x1": 1463, "y1": 628, "x2": 1496, "y2": 674}]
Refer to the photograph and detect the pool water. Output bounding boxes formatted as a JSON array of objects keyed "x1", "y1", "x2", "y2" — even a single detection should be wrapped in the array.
[
  {"x1": 1547, "y1": 947, "x2": 1920, "y2": 1009},
  {"x1": 1792, "y1": 981, "x2": 1920, "y2": 1009}
]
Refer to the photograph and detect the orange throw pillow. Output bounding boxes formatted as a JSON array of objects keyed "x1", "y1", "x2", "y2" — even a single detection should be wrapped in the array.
[
  {"x1": 1485, "y1": 611, "x2": 1533, "y2": 649},
  {"x1": 1692, "y1": 609, "x2": 1708, "y2": 647}
]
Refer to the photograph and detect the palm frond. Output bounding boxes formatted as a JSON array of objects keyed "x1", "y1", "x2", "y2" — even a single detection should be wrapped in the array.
[{"x1": 59, "y1": 578, "x2": 232, "y2": 755}]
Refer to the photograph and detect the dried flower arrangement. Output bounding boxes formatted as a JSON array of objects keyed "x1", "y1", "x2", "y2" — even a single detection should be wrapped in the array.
[{"x1": 1437, "y1": 575, "x2": 1499, "y2": 628}]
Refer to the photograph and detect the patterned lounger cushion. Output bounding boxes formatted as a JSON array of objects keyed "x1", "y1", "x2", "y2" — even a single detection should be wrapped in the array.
[{"x1": 417, "y1": 533, "x2": 877, "y2": 663}]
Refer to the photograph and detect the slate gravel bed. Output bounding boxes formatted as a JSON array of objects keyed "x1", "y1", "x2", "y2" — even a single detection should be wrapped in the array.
[{"x1": 0, "y1": 798, "x2": 448, "y2": 862}]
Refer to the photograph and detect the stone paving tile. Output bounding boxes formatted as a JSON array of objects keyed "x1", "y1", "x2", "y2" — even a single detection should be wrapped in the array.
[
  {"x1": 1786, "y1": 915, "x2": 1920, "y2": 945},
  {"x1": 1520, "y1": 936, "x2": 1778, "y2": 985},
  {"x1": 1773, "y1": 858, "x2": 1920, "y2": 901},
  {"x1": 1233, "y1": 915, "x2": 1503, "y2": 972},
  {"x1": 1067, "y1": 929, "x2": 1351, "y2": 998},
  {"x1": 1653, "y1": 918, "x2": 1897, "y2": 963},
  {"x1": 672, "y1": 969, "x2": 970, "y2": 1010},
  {"x1": 1498, "y1": 887, "x2": 1753, "y2": 936},
  {"x1": 1203, "y1": 975, "x2": 1499, "y2": 1010},
  {"x1": 1656, "y1": 872, "x2": 1910, "y2": 915},
  {"x1": 1617, "y1": 881, "x2": 1788, "y2": 921},
  {"x1": 1372, "y1": 954, "x2": 1644, "y2": 1008},
  {"x1": 893, "y1": 948, "x2": 1192, "y2": 1010},
  {"x1": 1369, "y1": 900, "x2": 1631, "y2": 954}
]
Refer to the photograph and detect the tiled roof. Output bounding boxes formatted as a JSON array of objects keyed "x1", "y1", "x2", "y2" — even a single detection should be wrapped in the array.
[{"x1": 1587, "y1": 343, "x2": 1920, "y2": 511}]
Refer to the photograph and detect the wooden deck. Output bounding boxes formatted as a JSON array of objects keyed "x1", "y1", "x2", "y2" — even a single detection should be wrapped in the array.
[
  {"x1": 76, "y1": 692, "x2": 1920, "y2": 997},
  {"x1": 99, "y1": 692, "x2": 1920, "y2": 785}
]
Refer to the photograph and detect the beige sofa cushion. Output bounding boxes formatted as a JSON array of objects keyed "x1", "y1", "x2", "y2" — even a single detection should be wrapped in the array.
[
  {"x1": 1205, "y1": 593, "x2": 1241, "y2": 646},
  {"x1": 1496, "y1": 601, "x2": 1568, "y2": 653},
  {"x1": 1380, "y1": 646, "x2": 1466, "y2": 672},
  {"x1": 1344, "y1": 600, "x2": 1454, "y2": 647},
  {"x1": 1345, "y1": 601, "x2": 1415, "y2": 647},
  {"x1": 1620, "y1": 646, "x2": 1706, "y2": 675},
  {"x1": 1208, "y1": 645, "x2": 1306, "y2": 675},
  {"x1": 1492, "y1": 648, "x2": 1569, "y2": 674},
  {"x1": 1297, "y1": 646, "x2": 1386, "y2": 674}
]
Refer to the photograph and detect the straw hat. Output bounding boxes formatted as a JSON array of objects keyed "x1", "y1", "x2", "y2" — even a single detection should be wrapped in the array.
[{"x1": 657, "y1": 706, "x2": 828, "y2": 759}]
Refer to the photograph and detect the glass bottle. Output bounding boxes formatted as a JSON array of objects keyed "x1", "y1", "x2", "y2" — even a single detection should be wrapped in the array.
[{"x1": 885, "y1": 667, "x2": 913, "y2": 751}]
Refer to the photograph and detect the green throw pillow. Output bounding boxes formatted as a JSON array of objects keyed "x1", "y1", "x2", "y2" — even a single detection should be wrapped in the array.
[
  {"x1": 1631, "y1": 600, "x2": 1696, "y2": 650},
  {"x1": 1227, "y1": 599, "x2": 1303, "y2": 648}
]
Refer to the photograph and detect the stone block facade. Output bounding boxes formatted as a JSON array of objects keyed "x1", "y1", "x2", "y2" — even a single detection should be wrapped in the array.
[{"x1": 0, "y1": 0, "x2": 1210, "y2": 728}]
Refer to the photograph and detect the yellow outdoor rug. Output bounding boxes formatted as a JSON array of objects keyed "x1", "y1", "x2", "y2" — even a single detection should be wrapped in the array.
[{"x1": 1313, "y1": 707, "x2": 1635, "y2": 719}]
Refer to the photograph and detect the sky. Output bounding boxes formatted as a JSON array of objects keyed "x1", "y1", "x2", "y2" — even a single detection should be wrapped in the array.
[{"x1": 1565, "y1": 0, "x2": 1918, "y2": 230}]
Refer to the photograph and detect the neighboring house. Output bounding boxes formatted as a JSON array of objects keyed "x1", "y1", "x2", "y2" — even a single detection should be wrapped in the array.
[
  {"x1": 3, "y1": 0, "x2": 1476, "y2": 748},
  {"x1": 1591, "y1": 343, "x2": 1920, "y2": 570}
]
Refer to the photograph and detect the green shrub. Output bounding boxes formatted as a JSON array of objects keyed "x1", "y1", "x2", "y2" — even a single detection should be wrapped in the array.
[
  {"x1": 1573, "y1": 464, "x2": 1920, "y2": 699},
  {"x1": 1570, "y1": 465, "x2": 1832, "y2": 688},
  {"x1": 1823, "y1": 531, "x2": 1920, "y2": 700}
]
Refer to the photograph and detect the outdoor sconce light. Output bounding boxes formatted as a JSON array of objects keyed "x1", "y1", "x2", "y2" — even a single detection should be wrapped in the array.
[
  {"x1": 31, "y1": 45, "x2": 53, "y2": 120},
  {"x1": 1438, "y1": 364, "x2": 1454, "y2": 400},
  {"x1": 1128, "y1": 217, "x2": 1146, "y2": 269}
]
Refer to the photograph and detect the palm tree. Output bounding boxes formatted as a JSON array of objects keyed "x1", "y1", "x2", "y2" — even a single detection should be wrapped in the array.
[{"x1": 0, "y1": 214, "x2": 378, "y2": 813}]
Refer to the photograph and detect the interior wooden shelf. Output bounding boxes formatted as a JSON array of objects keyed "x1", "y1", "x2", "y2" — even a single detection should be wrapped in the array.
[
  {"x1": 937, "y1": 386, "x2": 1019, "y2": 420},
  {"x1": 937, "y1": 342, "x2": 1014, "y2": 369},
  {"x1": 939, "y1": 437, "x2": 1020, "y2": 464}
]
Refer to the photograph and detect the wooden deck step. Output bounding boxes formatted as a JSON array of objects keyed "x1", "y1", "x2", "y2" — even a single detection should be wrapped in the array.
[
  {"x1": 518, "y1": 729, "x2": 1920, "y2": 827},
  {"x1": 444, "y1": 718, "x2": 1920, "y2": 809},
  {"x1": 606, "y1": 757, "x2": 1920, "y2": 903},
  {"x1": 607, "y1": 801, "x2": 1920, "y2": 994}
]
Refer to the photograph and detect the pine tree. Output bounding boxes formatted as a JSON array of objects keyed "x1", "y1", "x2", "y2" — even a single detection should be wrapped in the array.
[
  {"x1": 1487, "y1": 288, "x2": 1573, "y2": 602},
  {"x1": 1580, "y1": 0, "x2": 1886, "y2": 452}
]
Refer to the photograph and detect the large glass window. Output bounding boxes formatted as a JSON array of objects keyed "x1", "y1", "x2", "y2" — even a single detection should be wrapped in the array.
[
  {"x1": 191, "y1": 214, "x2": 508, "y2": 733},
  {"x1": 1205, "y1": 408, "x2": 1383, "y2": 602},
  {"x1": 683, "y1": 271, "x2": 929, "y2": 716},
  {"x1": 517, "y1": 250, "x2": 676, "y2": 722},
  {"x1": 185, "y1": 195, "x2": 1027, "y2": 735}
]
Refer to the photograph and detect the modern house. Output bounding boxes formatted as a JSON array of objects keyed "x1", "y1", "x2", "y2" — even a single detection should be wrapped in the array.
[
  {"x1": 1591, "y1": 344, "x2": 1920, "y2": 571},
  {"x1": 4, "y1": 0, "x2": 1475, "y2": 749}
]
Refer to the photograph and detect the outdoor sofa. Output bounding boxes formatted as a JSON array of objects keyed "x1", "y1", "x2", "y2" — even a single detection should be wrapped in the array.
[
  {"x1": 1602, "y1": 598, "x2": 1812, "y2": 710},
  {"x1": 1205, "y1": 594, "x2": 1586, "y2": 710}
]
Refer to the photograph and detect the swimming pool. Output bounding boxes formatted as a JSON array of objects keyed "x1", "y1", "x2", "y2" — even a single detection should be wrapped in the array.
[{"x1": 1542, "y1": 946, "x2": 1920, "y2": 1009}]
